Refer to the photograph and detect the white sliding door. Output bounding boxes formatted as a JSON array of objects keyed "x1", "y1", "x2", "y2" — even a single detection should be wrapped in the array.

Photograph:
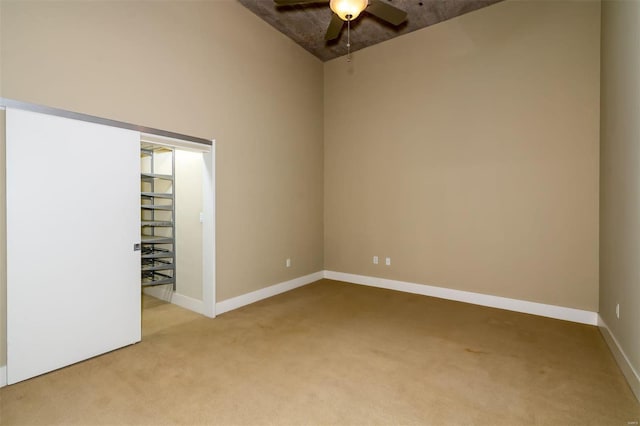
[{"x1": 6, "y1": 109, "x2": 141, "y2": 384}]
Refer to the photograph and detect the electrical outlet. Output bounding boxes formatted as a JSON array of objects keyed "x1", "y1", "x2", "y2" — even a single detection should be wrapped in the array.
[
  {"x1": 373, "y1": 256, "x2": 379, "y2": 265},
  {"x1": 286, "y1": 258, "x2": 291, "y2": 268},
  {"x1": 385, "y1": 257, "x2": 391, "y2": 266},
  {"x1": 616, "y1": 303, "x2": 620, "y2": 319}
]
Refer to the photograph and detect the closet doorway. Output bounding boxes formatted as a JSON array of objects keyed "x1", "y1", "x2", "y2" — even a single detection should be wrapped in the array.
[{"x1": 139, "y1": 136, "x2": 215, "y2": 319}]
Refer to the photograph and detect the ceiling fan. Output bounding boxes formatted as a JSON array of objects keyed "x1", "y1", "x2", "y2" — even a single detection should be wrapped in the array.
[{"x1": 274, "y1": 0, "x2": 408, "y2": 41}]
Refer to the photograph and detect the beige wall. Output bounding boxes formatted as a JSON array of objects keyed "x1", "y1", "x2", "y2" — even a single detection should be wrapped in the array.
[
  {"x1": 600, "y1": 0, "x2": 640, "y2": 383},
  {"x1": 0, "y1": 0, "x2": 604, "y2": 372},
  {"x1": 0, "y1": 0, "x2": 324, "y2": 364},
  {"x1": 324, "y1": 0, "x2": 601, "y2": 310}
]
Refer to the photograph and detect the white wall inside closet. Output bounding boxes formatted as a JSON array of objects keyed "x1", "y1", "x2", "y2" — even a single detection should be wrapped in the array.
[{"x1": 175, "y1": 150, "x2": 204, "y2": 300}]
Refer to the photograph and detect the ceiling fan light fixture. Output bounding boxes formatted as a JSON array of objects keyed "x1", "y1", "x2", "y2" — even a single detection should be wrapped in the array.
[{"x1": 329, "y1": 0, "x2": 368, "y2": 21}]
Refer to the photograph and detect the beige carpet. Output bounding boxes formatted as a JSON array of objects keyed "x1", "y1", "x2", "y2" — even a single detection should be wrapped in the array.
[{"x1": 1, "y1": 279, "x2": 638, "y2": 425}]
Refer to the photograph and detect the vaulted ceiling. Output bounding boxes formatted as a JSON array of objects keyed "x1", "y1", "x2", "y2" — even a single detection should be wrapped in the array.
[{"x1": 238, "y1": 0, "x2": 503, "y2": 61}]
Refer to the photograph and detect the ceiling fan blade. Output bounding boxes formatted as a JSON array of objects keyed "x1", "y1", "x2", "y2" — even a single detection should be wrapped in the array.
[
  {"x1": 365, "y1": 0, "x2": 407, "y2": 26},
  {"x1": 274, "y1": 0, "x2": 329, "y2": 5},
  {"x1": 324, "y1": 13, "x2": 344, "y2": 41}
]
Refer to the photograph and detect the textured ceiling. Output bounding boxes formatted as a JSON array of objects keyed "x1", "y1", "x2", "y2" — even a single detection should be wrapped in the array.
[{"x1": 238, "y1": 0, "x2": 503, "y2": 61}]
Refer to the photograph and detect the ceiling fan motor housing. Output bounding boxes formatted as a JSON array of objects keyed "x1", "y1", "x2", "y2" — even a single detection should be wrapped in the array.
[{"x1": 273, "y1": 0, "x2": 407, "y2": 43}]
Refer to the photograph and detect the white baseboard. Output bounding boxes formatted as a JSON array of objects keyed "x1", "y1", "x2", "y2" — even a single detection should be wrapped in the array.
[
  {"x1": 215, "y1": 271, "x2": 324, "y2": 315},
  {"x1": 323, "y1": 271, "x2": 598, "y2": 325},
  {"x1": 0, "y1": 365, "x2": 6, "y2": 388},
  {"x1": 598, "y1": 316, "x2": 640, "y2": 403},
  {"x1": 143, "y1": 287, "x2": 205, "y2": 315}
]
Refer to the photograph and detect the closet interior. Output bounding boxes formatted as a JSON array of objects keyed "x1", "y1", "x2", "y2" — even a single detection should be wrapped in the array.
[{"x1": 140, "y1": 144, "x2": 176, "y2": 289}]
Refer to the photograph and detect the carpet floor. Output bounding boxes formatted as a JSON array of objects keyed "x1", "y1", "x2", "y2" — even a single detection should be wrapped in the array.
[{"x1": 1, "y1": 279, "x2": 638, "y2": 425}]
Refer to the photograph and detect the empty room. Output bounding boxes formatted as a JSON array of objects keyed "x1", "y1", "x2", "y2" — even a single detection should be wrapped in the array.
[{"x1": 0, "y1": 0, "x2": 639, "y2": 424}]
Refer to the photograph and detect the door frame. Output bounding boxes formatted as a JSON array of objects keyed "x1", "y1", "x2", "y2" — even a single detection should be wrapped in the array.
[{"x1": 140, "y1": 134, "x2": 216, "y2": 318}]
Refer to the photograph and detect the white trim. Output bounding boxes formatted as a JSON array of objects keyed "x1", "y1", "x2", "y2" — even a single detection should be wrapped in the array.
[
  {"x1": 143, "y1": 287, "x2": 205, "y2": 315},
  {"x1": 141, "y1": 133, "x2": 211, "y2": 153},
  {"x1": 202, "y1": 142, "x2": 216, "y2": 318},
  {"x1": 323, "y1": 271, "x2": 598, "y2": 325},
  {"x1": 598, "y1": 316, "x2": 640, "y2": 403},
  {"x1": 215, "y1": 271, "x2": 324, "y2": 315},
  {"x1": 0, "y1": 366, "x2": 6, "y2": 388}
]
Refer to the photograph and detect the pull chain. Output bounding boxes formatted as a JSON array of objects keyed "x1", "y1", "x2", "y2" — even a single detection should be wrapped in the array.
[{"x1": 347, "y1": 16, "x2": 352, "y2": 62}]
